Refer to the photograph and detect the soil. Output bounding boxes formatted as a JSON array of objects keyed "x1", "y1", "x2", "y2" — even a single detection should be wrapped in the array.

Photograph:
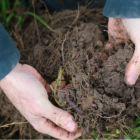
[
  {"x1": 0, "y1": 1, "x2": 140, "y2": 139},
  {"x1": 57, "y1": 25, "x2": 140, "y2": 138}
]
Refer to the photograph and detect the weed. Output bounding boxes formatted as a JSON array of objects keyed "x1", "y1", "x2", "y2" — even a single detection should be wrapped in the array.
[
  {"x1": 0, "y1": 0, "x2": 51, "y2": 30},
  {"x1": 0, "y1": 0, "x2": 24, "y2": 28},
  {"x1": 50, "y1": 67, "x2": 64, "y2": 107},
  {"x1": 124, "y1": 114, "x2": 140, "y2": 140},
  {"x1": 104, "y1": 129, "x2": 120, "y2": 139},
  {"x1": 91, "y1": 130, "x2": 99, "y2": 140},
  {"x1": 91, "y1": 114, "x2": 140, "y2": 139}
]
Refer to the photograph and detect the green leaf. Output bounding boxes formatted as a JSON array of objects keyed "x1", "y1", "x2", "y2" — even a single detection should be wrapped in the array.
[
  {"x1": 83, "y1": 74, "x2": 89, "y2": 78},
  {"x1": 115, "y1": 129, "x2": 120, "y2": 134},
  {"x1": 124, "y1": 135, "x2": 131, "y2": 140},
  {"x1": 57, "y1": 67, "x2": 63, "y2": 89},
  {"x1": 136, "y1": 118, "x2": 140, "y2": 125},
  {"x1": 1, "y1": 0, "x2": 6, "y2": 23},
  {"x1": 12, "y1": 0, "x2": 20, "y2": 12},
  {"x1": 23, "y1": 12, "x2": 49, "y2": 28},
  {"x1": 5, "y1": 12, "x2": 14, "y2": 28},
  {"x1": 91, "y1": 130, "x2": 96, "y2": 137},
  {"x1": 78, "y1": 126, "x2": 81, "y2": 128},
  {"x1": 5, "y1": 0, "x2": 10, "y2": 10},
  {"x1": 49, "y1": 85, "x2": 62, "y2": 107},
  {"x1": 14, "y1": 15, "x2": 23, "y2": 28},
  {"x1": 54, "y1": 98, "x2": 62, "y2": 107}
]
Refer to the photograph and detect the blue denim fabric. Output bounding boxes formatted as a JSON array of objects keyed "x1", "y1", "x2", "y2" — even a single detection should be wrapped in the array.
[
  {"x1": 41, "y1": 0, "x2": 106, "y2": 11},
  {"x1": 103, "y1": 0, "x2": 140, "y2": 18},
  {"x1": 0, "y1": 23, "x2": 20, "y2": 80}
]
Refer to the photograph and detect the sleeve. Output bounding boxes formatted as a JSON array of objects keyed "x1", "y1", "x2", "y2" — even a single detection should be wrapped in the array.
[
  {"x1": 103, "y1": 0, "x2": 140, "y2": 18},
  {"x1": 0, "y1": 23, "x2": 20, "y2": 80}
]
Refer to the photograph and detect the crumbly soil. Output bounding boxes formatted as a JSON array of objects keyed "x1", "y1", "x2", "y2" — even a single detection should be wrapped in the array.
[
  {"x1": 0, "y1": 1, "x2": 140, "y2": 139},
  {"x1": 57, "y1": 24, "x2": 140, "y2": 138}
]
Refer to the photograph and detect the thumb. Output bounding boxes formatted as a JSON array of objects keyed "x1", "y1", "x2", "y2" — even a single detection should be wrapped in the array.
[
  {"x1": 125, "y1": 46, "x2": 140, "y2": 85},
  {"x1": 42, "y1": 100, "x2": 78, "y2": 132}
]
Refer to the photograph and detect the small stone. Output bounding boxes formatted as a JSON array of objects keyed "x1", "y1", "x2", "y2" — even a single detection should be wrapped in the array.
[
  {"x1": 78, "y1": 37, "x2": 84, "y2": 42},
  {"x1": 44, "y1": 40, "x2": 49, "y2": 45},
  {"x1": 113, "y1": 98, "x2": 118, "y2": 103},
  {"x1": 96, "y1": 40, "x2": 103, "y2": 47},
  {"x1": 71, "y1": 41, "x2": 77, "y2": 46},
  {"x1": 79, "y1": 42, "x2": 83, "y2": 46}
]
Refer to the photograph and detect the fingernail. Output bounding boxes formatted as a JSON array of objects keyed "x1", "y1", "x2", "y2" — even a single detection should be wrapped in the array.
[
  {"x1": 67, "y1": 120, "x2": 76, "y2": 132},
  {"x1": 127, "y1": 74, "x2": 138, "y2": 85}
]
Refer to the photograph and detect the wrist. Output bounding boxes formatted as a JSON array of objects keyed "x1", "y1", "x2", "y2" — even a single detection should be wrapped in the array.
[{"x1": 0, "y1": 63, "x2": 22, "y2": 87}]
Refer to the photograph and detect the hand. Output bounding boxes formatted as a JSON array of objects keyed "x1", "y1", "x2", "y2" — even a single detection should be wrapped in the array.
[
  {"x1": 105, "y1": 18, "x2": 140, "y2": 85},
  {"x1": 0, "y1": 63, "x2": 81, "y2": 139}
]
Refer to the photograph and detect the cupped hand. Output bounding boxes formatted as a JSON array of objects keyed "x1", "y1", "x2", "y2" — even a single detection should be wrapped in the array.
[
  {"x1": 106, "y1": 18, "x2": 140, "y2": 85},
  {"x1": 0, "y1": 63, "x2": 81, "y2": 139}
]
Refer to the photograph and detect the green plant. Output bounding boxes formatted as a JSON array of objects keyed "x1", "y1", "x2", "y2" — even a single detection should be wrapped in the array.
[
  {"x1": 104, "y1": 129, "x2": 120, "y2": 139},
  {"x1": 124, "y1": 114, "x2": 140, "y2": 140},
  {"x1": 0, "y1": 0, "x2": 24, "y2": 28},
  {"x1": 50, "y1": 67, "x2": 64, "y2": 107},
  {"x1": 91, "y1": 130, "x2": 99, "y2": 140},
  {"x1": 23, "y1": 12, "x2": 49, "y2": 28},
  {"x1": 0, "y1": 0, "x2": 51, "y2": 30},
  {"x1": 91, "y1": 114, "x2": 140, "y2": 140}
]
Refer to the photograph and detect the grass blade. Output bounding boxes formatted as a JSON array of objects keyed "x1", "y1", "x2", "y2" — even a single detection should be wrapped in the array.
[
  {"x1": 23, "y1": 11, "x2": 49, "y2": 28},
  {"x1": 57, "y1": 67, "x2": 64, "y2": 89},
  {"x1": 5, "y1": 0, "x2": 10, "y2": 10},
  {"x1": 49, "y1": 67, "x2": 64, "y2": 107},
  {"x1": 14, "y1": 15, "x2": 23, "y2": 28},
  {"x1": 12, "y1": 0, "x2": 20, "y2": 12},
  {"x1": 1, "y1": 0, "x2": 6, "y2": 24},
  {"x1": 5, "y1": 12, "x2": 14, "y2": 28},
  {"x1": 49, "y1": 85, "x2": 62, "y2": 107}
]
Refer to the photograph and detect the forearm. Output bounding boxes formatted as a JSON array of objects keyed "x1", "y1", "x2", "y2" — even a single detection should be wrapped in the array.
[
  {"x1": 103, "y1": 0, "x2": 140, "y2": 18},
  {"x1": 0, "y1": 23, "x2": 20, "y2": 80}
]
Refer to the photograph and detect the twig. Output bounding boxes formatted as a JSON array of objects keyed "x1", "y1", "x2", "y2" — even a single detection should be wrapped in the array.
[
  {"x1": 120, "y1": 125, "x2": 130, "y2": 139},
  {"x1": 0, "y1": 122, "x2": 28, "y2": 128},
  {"x1": 135, "y1": 114, "x2": 140, "y2": 119},
  {"x1": 39, "y1": 0, "x2": 52, "y2": 20},
  {"x1": 104, "y1": 133, "x2": 119, "y2": 138},
  {"x1": 96, "y1": 111, "x2": 122, "y2": 119},
  {"x1": 72, "y1": 3, "x2": 80, "y2": 25},
  {"x1": 104, "y1": 30, "x2": 118, "y2": 43},
  {"x1": 32, "y1": 0, "x2": 41, "y2": 44},
  {"x1": 61, "y1": 33, "x2": 68, "y2": 65}
]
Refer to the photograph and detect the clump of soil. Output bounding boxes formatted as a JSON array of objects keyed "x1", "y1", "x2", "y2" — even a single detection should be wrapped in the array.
[
  {"x1": 57, "y1": 23, "x2": 139, "y2": 137},
  {"x1": 0, "y1": 1, "x2": 139, "y2": 139}
]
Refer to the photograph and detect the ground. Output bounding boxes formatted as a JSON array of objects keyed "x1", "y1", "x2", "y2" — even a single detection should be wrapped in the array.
[{"x1": 0, "y1": 1, "x2": 139, "y2": 139}]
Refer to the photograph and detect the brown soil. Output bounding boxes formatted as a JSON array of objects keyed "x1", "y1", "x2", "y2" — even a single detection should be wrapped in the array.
[
  {"x1": 0, "y1": 1, "x2": 139, "y2": 139},
  {"x1": 57, "y1": 24, "x2": 139, "y2": 138}
]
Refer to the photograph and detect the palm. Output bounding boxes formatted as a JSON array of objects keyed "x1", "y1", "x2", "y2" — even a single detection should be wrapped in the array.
[{"x1": 0, "y1": 63, "x2": 81, "y2": 139}]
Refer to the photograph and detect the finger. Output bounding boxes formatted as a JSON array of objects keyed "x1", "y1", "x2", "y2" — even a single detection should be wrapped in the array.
[
  {"x1": 33, "y1": 117, "x2": 81, "y2": 139},
  {"x1": 42, "y1": 100, "x2": 78, "y2": 132},
  {"x1": 125, "y1": 47, "x2": 140, "y2": 85},
  {"x1": 107, "y1": 18, "x2": 128, "y2": 45}
]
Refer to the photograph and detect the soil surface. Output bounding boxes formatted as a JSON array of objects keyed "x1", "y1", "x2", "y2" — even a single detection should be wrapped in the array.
[
  {"x1": 0, "y1": 1, "x2": 139, "y2": 139},
  {"x1": 57, "y1": 24, "x2": 139, "y2": 138}
]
